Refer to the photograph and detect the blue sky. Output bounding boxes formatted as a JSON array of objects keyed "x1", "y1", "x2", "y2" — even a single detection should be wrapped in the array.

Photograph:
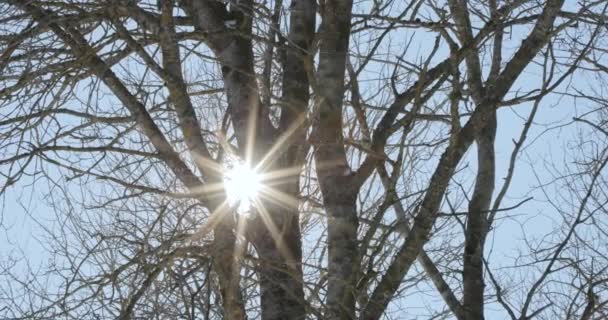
[{"x1": 2, "y1": 1, "x2": 608, "y2": 319}]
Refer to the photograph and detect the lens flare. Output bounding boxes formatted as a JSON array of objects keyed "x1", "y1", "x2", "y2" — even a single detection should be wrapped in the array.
[{"x1": 224, "y1": 162, "x2": 261, "y2": 214}]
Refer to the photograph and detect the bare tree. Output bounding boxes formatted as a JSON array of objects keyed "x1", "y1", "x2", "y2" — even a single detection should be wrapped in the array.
[{"x1": 1, "y1": 0, "x2": 608, "y2": 319}]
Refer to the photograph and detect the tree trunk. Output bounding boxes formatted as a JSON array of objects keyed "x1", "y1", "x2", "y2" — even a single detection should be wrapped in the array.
[
  {"x1": 248, "y1": 0, "x2": 316, "y2": 316},
  {"x1": 462, "y1": 110, "x2": 496, "y2": 320},
  {"x1": 313, "y1": 0, "x2": 357, "y2": 316},
  {"x1": 213, "y1": 217, "x2": 247, "y2": 320},
  {"x1": 322, "y1": 179, "x2": 359, "y2": 319},
  {"x1": 253, "y1": 208, "x2": 306, "y2": 320}
]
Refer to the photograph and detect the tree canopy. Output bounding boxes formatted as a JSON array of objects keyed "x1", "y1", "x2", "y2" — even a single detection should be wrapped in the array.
[{"x1": 1, "y1": 0, "x2": 608, "y2": 319}]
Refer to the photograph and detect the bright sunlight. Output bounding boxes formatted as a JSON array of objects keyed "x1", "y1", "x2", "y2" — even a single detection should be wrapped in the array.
[{"x1": 224, "y1": 162, "x2": 262, "y2": 214}]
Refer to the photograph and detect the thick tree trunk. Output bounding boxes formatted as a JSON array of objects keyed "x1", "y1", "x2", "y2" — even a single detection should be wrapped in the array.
[
  {"x1": 248, "y1": 0, "x2": 316, "y2": 317},
  {"x1": 213, "y1": 218, "x2": 247, "y2": 320},
  {"x1": 247, "y1": 140, "x2": 308, "y2": 320},
  {"x1": 181, "y1": 1, "x2": 308, "y2": 318},
  {"x1": 322, "y1": 180, "x2": 359, "y2": 319},
  {"x1": 462, "y1": 111, "x2": 496, "y2": 320},
  {"x1": 254, "y1": 209, "x2": 306, "y2": 320},
  {"x1": 313, "y1": 0, "x2": 357, "y2": 317}
]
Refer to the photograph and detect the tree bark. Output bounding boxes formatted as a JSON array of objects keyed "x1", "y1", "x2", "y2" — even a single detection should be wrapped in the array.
[
  {"x1": 313, "y1": 0, "x2": 358, "y2": 317},
  {"x1": 322, "y1": 183, "x2": 359, "y2": 319},
  {"x1": 462, "y1": 110, "x2": 496, "y2": 320},
  {"x1": 213, "y1": 215, "x2": 247, "y2": 320},
  {"x1": 252, "y1": 204, "x2": 306, "y2": 320},
  {"x1": 247, "y1": 0, "x2": 316, "y2": 318}
]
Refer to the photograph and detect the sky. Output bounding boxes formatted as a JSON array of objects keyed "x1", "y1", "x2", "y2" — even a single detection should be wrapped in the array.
[{"x1": 1, "y1": 1, "x2": 607, "y2": 319}]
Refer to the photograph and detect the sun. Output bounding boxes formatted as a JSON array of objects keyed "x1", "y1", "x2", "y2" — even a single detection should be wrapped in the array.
[{"x1": 223, "y1": 162, "x2": 262, "y2": 213}]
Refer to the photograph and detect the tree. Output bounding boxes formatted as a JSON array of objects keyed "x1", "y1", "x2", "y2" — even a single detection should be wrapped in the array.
[{"x1": 1, "y1": 0, "x2": 608, "y2": 319}]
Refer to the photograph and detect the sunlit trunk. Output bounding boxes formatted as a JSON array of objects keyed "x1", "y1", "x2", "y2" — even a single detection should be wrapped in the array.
[
  {"x1": 313, "y1": 0, "x2": 356, "y2": 316},
  {"x1": 323, "y1": 186, "x2": 359, "y2": 319},
  {"x1": 213, "y1": 218, "x2": 247, "y2": 320},
  {"x1": 248, "y1": 0, "x2": 316, "y2": 317}
]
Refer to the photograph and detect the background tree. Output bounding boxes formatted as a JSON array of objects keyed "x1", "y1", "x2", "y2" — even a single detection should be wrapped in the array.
[{"x1": 1, "y1": 0, "x2": 608, "y2": 319}]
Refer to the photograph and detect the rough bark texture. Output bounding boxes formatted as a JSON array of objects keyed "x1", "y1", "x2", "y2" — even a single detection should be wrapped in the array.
[
  {"x1": 247, "y1": 0, "x2": 316, "y2": 318},
  {"x1": 313, "y1": 0, "x2": 359, "y2": 318},
  {"x1": 253, "y1": 205, "x2": 306, "y2": 320},
  {"x1": 213, "y1": 215, "x2": 247, "y2": 320},
  {"x1": 462, "y1": 111, "x2": 496, "y2": 320},
  {"x1": 324, "y1": 188, "x2": 359, "y2": 319}
]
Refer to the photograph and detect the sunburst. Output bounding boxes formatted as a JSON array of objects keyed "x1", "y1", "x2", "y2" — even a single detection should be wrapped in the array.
[{"x1": 223, "y1": 162, "x2": 262, "y2": 214}]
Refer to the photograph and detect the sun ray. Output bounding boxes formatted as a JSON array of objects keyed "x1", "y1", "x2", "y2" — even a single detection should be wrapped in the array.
[
  {"x1": 189, "y1": 181, "x2": 228, "y2": 199},
  {"x1": 258, "y1": 185, "x2": 301, "y2": 210},
  {"x1": 192, "y1": 153, "x2": 226, "y2": 177},
  {"x1": 218, "y1": 146, "x2": 306, "y2": 268},
  {"x1": 255, "y1": 113, "x2": 307, "y2": 172},
  {"x1": 232, "y1": 211, "x2": 250, "y2": 273},
  {"x1": 245, "y1": 96, "x2": 260, "y2": 165},
  {"x1": 257, "y1": 165, "x2": 306, "y2": 185},
  {"x1": 188, "y1": 199, "x2": 232, "y2": 242},
  {"x1": 252, "y1": 197, "x2": 297, "y2": 264}
]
